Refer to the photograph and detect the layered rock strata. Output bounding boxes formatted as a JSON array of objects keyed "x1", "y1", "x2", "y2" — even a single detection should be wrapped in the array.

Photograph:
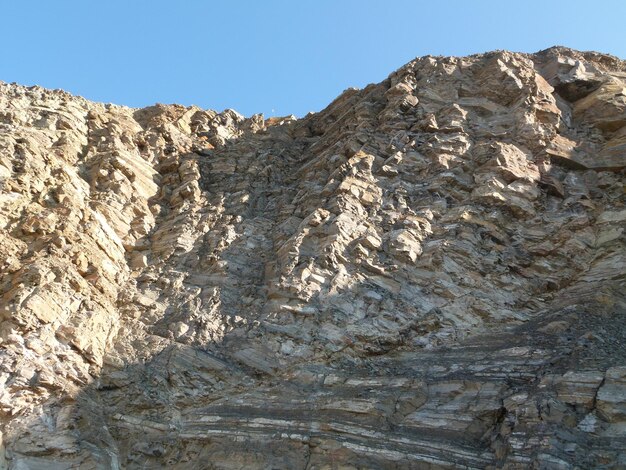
[{"x1": 0, "y1": 47, "x2": 625, "y2": 469}]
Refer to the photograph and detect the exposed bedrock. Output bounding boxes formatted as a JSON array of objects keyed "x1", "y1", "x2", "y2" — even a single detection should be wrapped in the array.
[{"x1": 0, "y1": 47, "x2": 625, "y2": 469}]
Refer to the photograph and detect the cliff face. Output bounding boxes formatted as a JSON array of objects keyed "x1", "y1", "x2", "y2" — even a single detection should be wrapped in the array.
[{"x1": 0, "y1": 47, "x2": 625, "y2": 469}]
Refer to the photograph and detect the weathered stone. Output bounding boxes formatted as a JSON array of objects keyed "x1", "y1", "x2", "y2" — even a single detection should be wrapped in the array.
[
  {"x1": 1, "y1": 47, "x2": 626, "y2": 469},
  {"x1": 597, "y1": 367, "x2": 626, "y2": 423}
]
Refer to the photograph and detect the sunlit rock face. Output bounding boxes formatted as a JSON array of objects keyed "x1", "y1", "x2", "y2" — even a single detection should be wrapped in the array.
[{"x1": 0, "y1": 47, "x2": 625, "y2": 469}]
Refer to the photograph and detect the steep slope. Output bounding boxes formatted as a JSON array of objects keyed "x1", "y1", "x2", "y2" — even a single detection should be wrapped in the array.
[{"x1": 1, "y1": 47, "x2": 625, "y2": 469}]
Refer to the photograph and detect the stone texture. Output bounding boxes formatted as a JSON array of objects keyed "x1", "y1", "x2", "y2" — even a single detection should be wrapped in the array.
[{"x1": 0, "y1": 46, "x2": 625, "y2": 469}]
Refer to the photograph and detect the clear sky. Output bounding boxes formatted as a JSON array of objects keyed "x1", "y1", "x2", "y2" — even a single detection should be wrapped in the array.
[{"x1": 1, "y1": 1, "x2": 624, "y2": 117}]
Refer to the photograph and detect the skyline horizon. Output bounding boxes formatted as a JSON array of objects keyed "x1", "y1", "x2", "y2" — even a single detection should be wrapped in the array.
[
  {"x1": 2, "y1": 1, "x2": 625, "y2": 117},
  {"x1": 3, "y1": 44, "x2": 622, "y2": 119}
]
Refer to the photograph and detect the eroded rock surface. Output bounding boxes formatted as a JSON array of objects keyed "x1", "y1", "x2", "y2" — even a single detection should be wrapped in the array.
[{"x1": 1, "y1": 47, "x2": 625, "y2": 469}]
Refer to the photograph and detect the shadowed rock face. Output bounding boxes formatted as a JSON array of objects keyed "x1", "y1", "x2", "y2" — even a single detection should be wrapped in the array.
[{"x1": 0, "y1": 47, "x2": 625, "y2": 469}]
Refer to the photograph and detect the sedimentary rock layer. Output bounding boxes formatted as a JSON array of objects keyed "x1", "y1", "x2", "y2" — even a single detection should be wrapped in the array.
[{"x1": 0, "y1": 47, "x2": 625, "y2": 469}]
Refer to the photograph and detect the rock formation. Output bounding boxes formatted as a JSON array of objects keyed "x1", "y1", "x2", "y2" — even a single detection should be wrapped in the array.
[{"x1": 0, "y1": 47, "x2": 625, "y2": 469}]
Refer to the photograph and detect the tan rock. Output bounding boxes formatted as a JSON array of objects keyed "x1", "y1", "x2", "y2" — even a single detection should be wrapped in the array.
[{"x1": 1, "y1": 47, "x2": 626, "y2": 469}]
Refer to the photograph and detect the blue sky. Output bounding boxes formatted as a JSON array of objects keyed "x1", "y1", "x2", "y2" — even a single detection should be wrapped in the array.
[{"x1": 1, "y1": 1, "x2": 624, "y2": 117}]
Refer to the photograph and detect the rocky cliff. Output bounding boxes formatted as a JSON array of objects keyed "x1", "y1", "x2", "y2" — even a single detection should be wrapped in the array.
[{"x1": 0, "y1": 47, "x2": 625, "y2": 469}]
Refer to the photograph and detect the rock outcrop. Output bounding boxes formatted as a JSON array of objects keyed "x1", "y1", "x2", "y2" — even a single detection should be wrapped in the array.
[{"x1": 0, "y1": 47, "x2": 625, "y2": 469}]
